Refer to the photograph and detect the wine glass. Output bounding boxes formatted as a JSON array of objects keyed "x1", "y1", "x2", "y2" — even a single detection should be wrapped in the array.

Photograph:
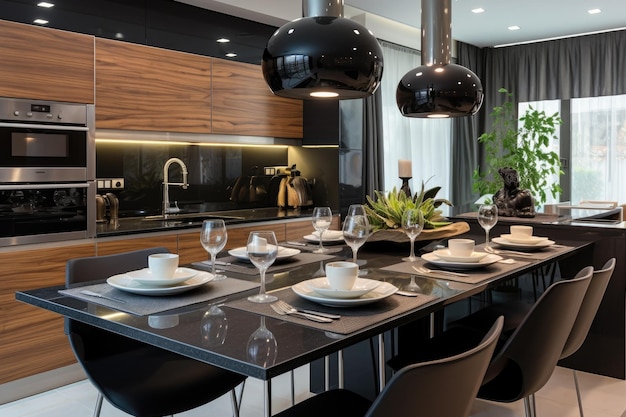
[
  {"x1": 247, "y1": 317, "x2": 277, "y2": 367},
  {"x1": 246, "y1": 231, "x2": 278, "y2": 303},
  {"x1": 401, "y1": 208, "x2": 424, "y2": 262},
  {"x1": 200, "y1": 219, "x2": 228, "y2": 281},
  {"x1": 342, "y1": 205, "x2": 370, "y2": 264},
  {"x1": 200, "y1": 304, "x2": 228, "y2": 347},
  {"x1": 478, "y1": 204, "x2": 499, "y2": 248},
  {"x1": 312, "y1": 206, "x2": 332, "y2": 253}
]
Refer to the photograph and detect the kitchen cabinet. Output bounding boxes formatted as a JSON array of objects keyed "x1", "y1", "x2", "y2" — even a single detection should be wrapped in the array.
[
  {"x1": 0, "y1": 19, "x2": 94, "y2": 104},
  {"x1": 0, "y1": 242, "x2": 95, "y2": 385},
  {"x1": 285, "y1": 216, "x2": 340, "y2": 240},
  {"x1": 212, "y1": 59, "x2": 303, "y2": 139},
  {"x1": 96, "y1": 233, "x2": 178, "y2": 256},
  {"x1": 95, "y1": 38, "x2": 212, "y2": 133}
]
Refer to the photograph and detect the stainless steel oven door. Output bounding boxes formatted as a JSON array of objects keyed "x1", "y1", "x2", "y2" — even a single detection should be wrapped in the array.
[
  {"x1": 0, "y1": 121, "x2": 94, "y2": 182},
  {"x1": 0, "y1": 182, "x2": 96, "y2": 247}
]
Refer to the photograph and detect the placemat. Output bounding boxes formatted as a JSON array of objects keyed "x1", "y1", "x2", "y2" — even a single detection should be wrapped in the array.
[
  {"x1": 281, "y1": 241, "x2": 345, "y2": 254},
  {"x1": 59, "y1": 275, "x2": 259, "y2": 316},
  {"x1": 192, "y1": 252, "x2": 337, "y2": 276},
  {"x1": 382, "y1": 258, "x2": 531, "y2": 284},
  {"x1": 225, "y1": 285, "x2": 437, "y2": 335},
  {"x1": 483, "y1": 243, "x2": 575, "y2": 260}
]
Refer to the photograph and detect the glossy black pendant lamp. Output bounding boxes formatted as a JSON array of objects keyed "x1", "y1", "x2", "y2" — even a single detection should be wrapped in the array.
[
  {"x1": 261, "y1": 0, "x2": 384, "y2": 99},
  {"x1": 396, "y1": 0, "x2": 483, "y2": 117}
]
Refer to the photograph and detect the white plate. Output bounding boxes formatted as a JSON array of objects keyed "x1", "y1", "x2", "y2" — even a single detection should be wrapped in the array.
[
  {"x1": 292, "y1": 279, "x2": 397, "y2": 307},
  {"x1": 421, "y1": 252, "x2": 502, "y2": 270},
  {"x1": 303, "y1": 231, "x2": 345, "y2": 244},
  {"x1": 107, "y1": 271, "x2": 214, "y2": 296},
  {"x1": 500, "y1": 234, "x2": 549, "y2": 245},
  {"x1": 306, "y1": 277, "x2": 381, "y2": 299},
  {"x1": 432, "y1": 249, "x2": 488, "y2": 263},
  {"x1": 126, "y1": 267, "x2": 198, "y2": 286},
  {"x1": 227, "y1": 246, "x2": 301, "y2": 262},
  {"x1": 492, "y1": 237, "x2": 555, "y2": 250}
]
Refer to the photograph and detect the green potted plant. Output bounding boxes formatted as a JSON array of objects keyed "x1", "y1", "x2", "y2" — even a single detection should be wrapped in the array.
[{"x1": 472, "y1": 88, "x2": 563, "y2": 207}]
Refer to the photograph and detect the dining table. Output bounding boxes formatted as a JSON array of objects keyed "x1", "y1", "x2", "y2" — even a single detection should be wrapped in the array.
[{"x1": 15, "y1": 232, "x2": 592, "y2": 416}]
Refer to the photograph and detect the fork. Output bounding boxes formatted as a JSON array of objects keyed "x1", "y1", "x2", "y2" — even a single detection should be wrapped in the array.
[
  {"x1": 270, "y1": 302, "x2": 333, "y2": 323},
  {"x1": 412, "y1": 266, "x2": 470, "y2": 278},
  {"x1": 274, "y1": 300, "x2": 340, "y2": 320}
]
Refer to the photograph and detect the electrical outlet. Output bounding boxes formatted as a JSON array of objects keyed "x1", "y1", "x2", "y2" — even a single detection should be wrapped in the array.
[{"x1": 111, "y1": 178, "x2": 124, "y2": 189}]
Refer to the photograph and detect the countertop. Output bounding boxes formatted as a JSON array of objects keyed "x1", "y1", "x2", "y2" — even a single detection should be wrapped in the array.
[{"x1": 96, "y1": 207, "x2": 318, "y2": 237}]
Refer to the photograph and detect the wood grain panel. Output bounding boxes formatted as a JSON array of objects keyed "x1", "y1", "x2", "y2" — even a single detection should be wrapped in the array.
[
  {"x1": 226, "y1": 224, "x2": 286, "y2": 249},
  {"x1": 177, "y1": 231, "x2": 207, "y2": 265},
  {"x1": 0, "y1": 243, "x2": 95, "y2": 384},
  {"x1": 96, "y1": 234, "x2": 178, "y2": 256},
  {"x1": 95, "y1": 38, "x2": 212, "y2": 132},
  {"x1": 0, "y1": 20, "x2": 94, "y2": 103},
  {"x1": 285, "y1": 216, "x2": 340, "y2": 240},
  {"x1": 212, "y1": 59, "x2": 303, "y2": 138}
]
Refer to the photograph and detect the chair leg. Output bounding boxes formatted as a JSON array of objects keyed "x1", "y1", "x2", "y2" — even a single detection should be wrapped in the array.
[
  {"x1": 92, "y1": 392, "x2": 103, "y2": 417},
  {"x1": 523, "y1": 394, "x2": 537, "y2": 417},
  {"x1": 230, "y1": 388, "x2": 240, "y2": 417},
  {"x1": 290, "y1": 370, "x2": 295, "y2": 405},
  {"x1": 573, "y1": 369, "x2": 585, "y2": 417},
  {"x1": 237, "y1": 380, "x2": 246, "y2": 411}
]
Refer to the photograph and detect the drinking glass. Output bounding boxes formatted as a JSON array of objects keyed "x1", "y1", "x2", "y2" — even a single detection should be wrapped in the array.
[
  {"x1": 401, "y1": 208, "x2": 424, "y2": 262},
  {"x1": 312, "y1": 206, "x2": 332, "y2": 253},
  {"x1": 246, "y1": 231, "x2": 278, "y2": 303},
  {"x1": 478, "y1": 204, "x2": 499, "y2": 247},
  {"x1": 247, "y1": 317, "x2": 277, "y2": 367},
  {"x1": 200, "y1": 219, "x2": 228, "y2": 281},
  {"x1": 342, "y1": 205, "x2": 370, "y2": 263}
]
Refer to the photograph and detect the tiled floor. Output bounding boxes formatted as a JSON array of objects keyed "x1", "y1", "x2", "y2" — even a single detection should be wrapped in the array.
[{"x1": 1, "y1": 365, "x2": 625, "y2": 416}]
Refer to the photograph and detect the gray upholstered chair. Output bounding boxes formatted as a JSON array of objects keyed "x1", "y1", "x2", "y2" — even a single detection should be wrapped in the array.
[
  {"x1": 65, "y1": 247, "x2": 246, "y2": 417},
  {"x1": 273, "y1": 316, "x2": 504, "y2": 417}
]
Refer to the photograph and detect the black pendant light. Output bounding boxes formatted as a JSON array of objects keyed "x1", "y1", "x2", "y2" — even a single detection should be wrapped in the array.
[
  {"x1": 396, "y1": 0, "x2": 483, "y2": 118},
  {"x1": 261, "y1": 0, "x2": 384, "y2": 100}
]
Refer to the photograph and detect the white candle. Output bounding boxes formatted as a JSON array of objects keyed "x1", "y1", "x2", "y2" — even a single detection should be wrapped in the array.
[{"x1": 398, "y1": 159, "x2": 412, "y2": 178}]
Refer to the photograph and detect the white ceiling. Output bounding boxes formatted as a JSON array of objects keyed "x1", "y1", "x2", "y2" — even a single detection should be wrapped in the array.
[{"x1": 176, "y1": 0, "x2": 626, "y2": 48}]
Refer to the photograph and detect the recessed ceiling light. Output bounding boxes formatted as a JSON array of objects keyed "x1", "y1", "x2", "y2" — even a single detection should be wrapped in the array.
[
  {"x1": 508, "y1": 25, "x2": 521, "y2": 31},
  {"x1": 216, "y1": 38, "x2": 230, "y2": 43},
  {"x1": 588, "y1": 9, "x2": 601, "y2": 14},
  {"x1": 33, "y1": 18, "x2": 48, "y2": 25},
  {"x1": 37, "y1": 2, "x2": 54, "y2": 7},
  {"x1": 225, "y1": 53, "x2": 237, "y2": 58},
  {"x1": 471, "y1": 8, "x2": 485, "y2": 14}
]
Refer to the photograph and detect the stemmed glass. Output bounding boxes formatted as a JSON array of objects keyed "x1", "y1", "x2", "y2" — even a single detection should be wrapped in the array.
[
  {"x1": 478, "y1": 204, "x2": 499, "y2": 248},
  {"x1": 401, "y1": 208, "x2": 424, "y2": 262},
  {"x1": 342, "y1": 204, "x2": 370, "y2": 264},
  {"x1": 312, "y1": 206, "x2": 332, "y2": 253},
  {"x1": 200, "y1": 219, "x2": 228, "y2": 281},
  {"x1": 246, "y1": 231, "x2": 278, "y2": 303},
  {"x1": 247, "y1": 317, "x2": 277, "y2": 367},
  {"x1": 200, "y1": 304, "x2": 228, "y2": 347}
]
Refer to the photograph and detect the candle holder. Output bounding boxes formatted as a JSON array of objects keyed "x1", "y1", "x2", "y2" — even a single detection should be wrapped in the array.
[{"x1": 400, "y1": 177, "x2": 412, "y2": 198}]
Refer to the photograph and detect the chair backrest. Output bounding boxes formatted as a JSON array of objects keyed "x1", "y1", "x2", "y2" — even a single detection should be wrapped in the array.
[
  {"x1": 481, "y1": 266, "x2": 593, "y2": 402},
  {"x1": 66, "y1": 247, "x2": 169, "y2": 286},
  {"x1": 561, "y1": 258, "x2": 616, "y2": 359},
  {"x1": 365, "y1": 316, "x2": 504, "y2": 417}
]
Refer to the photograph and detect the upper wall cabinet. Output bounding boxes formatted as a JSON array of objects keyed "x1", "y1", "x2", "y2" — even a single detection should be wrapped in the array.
[
  {"x1": 0, "y1": 20, "x2": 94, "y2": 103},
  {"x1": 212, "y1": 59, "x2": 303, "y2": 139},
  {"x1": 95, "y1": 38, "x2": 212, "y2": 133}
]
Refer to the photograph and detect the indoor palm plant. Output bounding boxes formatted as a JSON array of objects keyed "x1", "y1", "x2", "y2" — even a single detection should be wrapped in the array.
[{"x1": 473, "y1": 88, "x2": 563, "y2": 207}]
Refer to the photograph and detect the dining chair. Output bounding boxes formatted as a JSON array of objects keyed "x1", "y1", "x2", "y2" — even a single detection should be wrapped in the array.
[
  {"x1": 65, "y1": 247, "x2": 246, "y2": 417},
  {"x1": 273, "y1": 316, "x2": 503, "y2": 417},
  {"x1": 387, "y1": 265, "x2": 593, "y2": 417}
]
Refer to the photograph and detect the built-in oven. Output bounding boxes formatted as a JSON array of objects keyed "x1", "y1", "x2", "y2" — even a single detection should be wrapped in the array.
[{"x1": 0, "y1": 97, "x2": 96, "y2": 247}]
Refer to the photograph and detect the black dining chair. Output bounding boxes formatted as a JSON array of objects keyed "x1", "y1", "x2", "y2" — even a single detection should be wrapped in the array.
[
  {"x1": 273, "y1": 316, "x2": 503, "y2": 417},
  {"x1": 65, "y1": 247, "x2": 246, "y2": 417},
  {"x1": 387, "y1": 265, "x2": 594, "y2": 417}
]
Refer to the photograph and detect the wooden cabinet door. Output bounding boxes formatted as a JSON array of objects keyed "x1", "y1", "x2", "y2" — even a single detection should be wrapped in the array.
[
  {"x1": 0, "y1": 20, "x2": 94, "y2": 103},
  {"x1": 0, "y1": 243, "x2": 96, "y2": 384},
  {"x1": 96, "y1": 234, "x2": 178, "y2": 256},
  {"x1": 212, "y1": 59, "x2": 303, "y2": 138},
  {"x1": 285, "y1": 216, "x2": 340, "y2": 240},
  {"x1": 177, "y1": 230, "x2": 207, "y2": 265},
  {"x1": 95, "y1": 38, "x2": 212, "y2": 132}
]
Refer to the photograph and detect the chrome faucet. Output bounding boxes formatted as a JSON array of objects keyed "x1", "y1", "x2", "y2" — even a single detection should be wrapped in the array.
[{"x1": 162, "y1": 157, "x2": 189, "y2": 218}]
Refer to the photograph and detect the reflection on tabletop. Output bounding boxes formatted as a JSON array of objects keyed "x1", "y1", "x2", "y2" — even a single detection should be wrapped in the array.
[
  {"x1": 247, "y1": 317, "x2": 277, "y2": 367},
  {"x1": 201, "y1": 304, "x2": 228, "y2": 347}
]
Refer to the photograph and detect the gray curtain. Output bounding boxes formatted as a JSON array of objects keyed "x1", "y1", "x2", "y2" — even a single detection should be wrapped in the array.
[
  {"x1": 450, "y1": 42, "x2": 484, "y2": 214},
  {"x1": 363, "y1": 88, "x2": 385, "y2": 198}
]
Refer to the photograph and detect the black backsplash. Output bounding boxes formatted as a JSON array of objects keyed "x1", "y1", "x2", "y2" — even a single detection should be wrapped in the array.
[{"x1": 96, "y1": 142, "x2": 288, "y2": 216}]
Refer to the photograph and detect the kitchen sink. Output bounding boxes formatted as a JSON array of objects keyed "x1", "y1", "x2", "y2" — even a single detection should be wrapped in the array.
[{"x1": 142, "y1": 213, "x2": 246, "y2": 222}]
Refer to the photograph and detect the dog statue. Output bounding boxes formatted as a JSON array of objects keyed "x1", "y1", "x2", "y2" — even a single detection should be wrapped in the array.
[{"x1": 492, "y1": 167, "x2": 536, "y2": 218}]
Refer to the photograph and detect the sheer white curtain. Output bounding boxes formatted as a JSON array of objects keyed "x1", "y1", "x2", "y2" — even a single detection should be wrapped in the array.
[
  {"x1": 570, "y1": 94, "x2": 626, "y2": 204},
  {"x1": 379, "y1": 41, "x2": 452, "y2": 209}
]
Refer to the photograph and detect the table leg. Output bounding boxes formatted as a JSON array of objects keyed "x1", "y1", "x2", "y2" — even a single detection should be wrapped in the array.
[
  {"x1": 378, "y1": 334, "x2": 386, "y2": 392},
  {"x1": 324, "y1": 356, "x2": 330, "y2": 390},
  {"x1": 338, "y1": 349, "x2": 344, "y2": 388},
  {"x1": 264, "y1": 379, "x2": 272, "y2": 417}
]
